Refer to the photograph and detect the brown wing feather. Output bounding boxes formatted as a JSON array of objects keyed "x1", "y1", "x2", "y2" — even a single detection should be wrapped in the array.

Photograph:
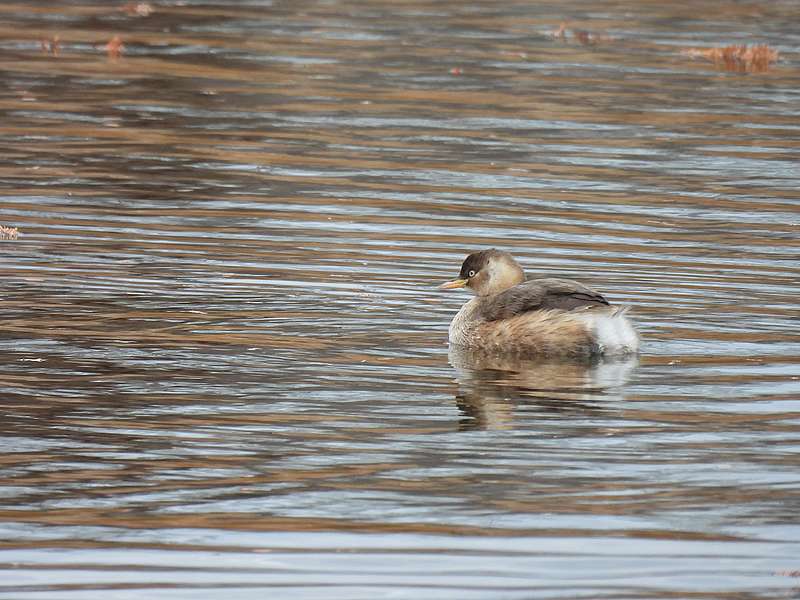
[{"x1": 478, "y1": 278, "x2": 609, "y2": 321}]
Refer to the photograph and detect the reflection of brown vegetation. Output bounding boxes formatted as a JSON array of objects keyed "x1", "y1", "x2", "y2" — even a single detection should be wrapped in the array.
[
  {"x1": 682, "y1": 44, "x2": 779, "y2": 73},
  {"x1": 0, "y1": 507, "x2": 746, "y2": 540},
  {"x1": 0, "y1": 224, "x2": 18, "y2": 240}
]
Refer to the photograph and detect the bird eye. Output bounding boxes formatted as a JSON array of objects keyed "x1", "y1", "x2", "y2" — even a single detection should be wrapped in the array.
[{"x1": 468, "y1": 270, "x2": 476, "y2": 277}]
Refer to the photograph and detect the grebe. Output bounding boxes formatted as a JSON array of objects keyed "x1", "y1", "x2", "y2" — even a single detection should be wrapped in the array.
[{"x1": 440, "y1": 249, "x2": 639, "y2": 358}]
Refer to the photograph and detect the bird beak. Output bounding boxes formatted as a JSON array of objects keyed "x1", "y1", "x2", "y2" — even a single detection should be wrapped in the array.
[{"x1": 439, "y1": 278, "x2": 468, "y2": 290}]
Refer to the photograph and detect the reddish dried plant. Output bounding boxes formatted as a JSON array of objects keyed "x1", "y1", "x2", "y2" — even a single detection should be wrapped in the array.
[
  {"x1": 40, "y1": 35, "x2": 61, "y2": 56},
  {"x1": 0, "y1": 225, "x2": 19, "y2": 240},
  {"x1": 682, "y1": 44, "x2": 779, "y2": 73},
  {"x1": 573, "y1": 30, "x2": 593, "y2": 45},
  {"x1": 546, "y1": 22, "x2": 779, "y2": 73},
  {"x1": 551, "y1": 22, "x2": 567, "y2": 41},
  {"x1": 104, "y1": 35, "x2": 125, "y2": 60},
  {"x1": 548, "y1": 22, "x2": 612, "y2": 45},
  {"x1": 121, "y1": 2, "x2": 154, "y2": 17}
]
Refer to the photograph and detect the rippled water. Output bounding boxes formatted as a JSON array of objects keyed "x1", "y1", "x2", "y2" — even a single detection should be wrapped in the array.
[{"x1": 2, "y1": 1, "x2": 800, "y2": 598}]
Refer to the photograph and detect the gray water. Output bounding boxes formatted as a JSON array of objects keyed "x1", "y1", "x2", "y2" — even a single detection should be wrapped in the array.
[{"x1": 1, "y1": 1, "x2": 800, "y2": 598}]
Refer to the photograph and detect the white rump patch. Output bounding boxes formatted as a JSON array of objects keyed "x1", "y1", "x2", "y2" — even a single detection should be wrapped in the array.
[{"x1": 582, "y1": 308, "x2": 640, "y2": 356}]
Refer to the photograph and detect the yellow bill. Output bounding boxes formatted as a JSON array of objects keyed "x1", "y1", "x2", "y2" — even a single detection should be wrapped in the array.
[{"x1": 439, "y1": 278, "x2": 468, "y2": 290}]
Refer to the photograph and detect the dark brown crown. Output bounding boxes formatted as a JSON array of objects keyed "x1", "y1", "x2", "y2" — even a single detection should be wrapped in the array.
[{"x1": 459, "y1": 249, "x2": 506, "y2": 279}]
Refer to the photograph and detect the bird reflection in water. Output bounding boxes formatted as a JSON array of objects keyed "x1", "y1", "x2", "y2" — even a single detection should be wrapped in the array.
[{"x1": 449, "y1": 345, "x2": 638, "y2": 431}]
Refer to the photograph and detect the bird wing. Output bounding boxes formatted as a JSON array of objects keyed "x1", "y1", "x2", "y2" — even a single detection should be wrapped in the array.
[{"x1": 478, "y1": 278, "x2": 610, "y2": 321}]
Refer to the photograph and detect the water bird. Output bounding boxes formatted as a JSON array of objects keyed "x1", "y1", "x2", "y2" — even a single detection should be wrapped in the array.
[{"x1": 439, "y1": 249, "x2": 639, "y2": 358}]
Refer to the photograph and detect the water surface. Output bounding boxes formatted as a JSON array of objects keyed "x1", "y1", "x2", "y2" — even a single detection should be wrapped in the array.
[{"x1": 1, "y1": 1, "x2": 799, "y2": 598}]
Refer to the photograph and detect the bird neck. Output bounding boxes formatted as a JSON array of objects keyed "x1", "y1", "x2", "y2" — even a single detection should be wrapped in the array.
[{"x1": 480, "y1": 261, "x2": 525, "y2": 296}]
